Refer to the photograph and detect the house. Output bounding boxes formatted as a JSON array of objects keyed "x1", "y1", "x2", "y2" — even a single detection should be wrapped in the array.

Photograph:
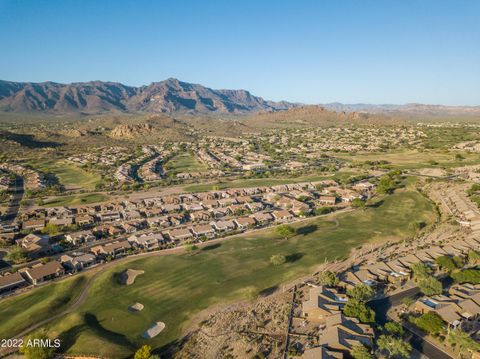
[
  {"x1": 128, "y1": 233, "x2": 164, "y2": 250},
  {"x1": 0, "y1": 272, "x2": 28, "y2": 293},
  {"x1": 253, "y1": 212, "x2": 273, "y2": 224},
  {"x1": 190, "y1": 224, "x2": 216, "y2": 239},
  {"x1": 189, "y1": 211, "x2": 211, "y2": 222},
  {"x1": 211, "y1": 220, "x2": 236, "y2": 232},
  {"x1": 302, "y1": 286, "x2": 347, "y2": 323},
  {"x1": 74, "y1": 214, "x2": 95, "y2": 226},
  {"x1": 167, "y1": 228, "x2": 193, "y2": 242},
  {"x1": 303, "y1": 346, "x2": 344, "y2": 359},
  {"x1": 23, "y1": 261, "x2": 65, "y2": 285},
  {"x1": 365, "y1": 262, "x2": 396, "y2": 283},
  {"x1": 64, "y1": 230, "x2": 96, "y2": 246},
  {"x1": 234, "y1": 217, "x2": 257, "y2": 230},
  {"x1": 60, "y1": 253, "x2": 97, "y2": 271},
  {"x1": 97, "y1": 211, "x2": 121, "y2": 223},
  {"x1": 146, "y1": 216, "x2": 170, "y2": 228},
  {"x1": 16, "y1": 234, "x2": 52, "y2": 257},
  {"x1": 272, "y1": 210, "x2": 294, "y2": 223},
  {"x1": 318, "y1": 196, "x2": 336, "y2": 206},
  {"x1": 414, "y1": 294, "x2": 480, "y2": 327},
  {"x1": 48, "y1": 217, "x2": 73, "y2": 227},
  {"x1": 319, "y1": 313, "x2": 373, "y2": 353},
  {"x1": 91, "y1": 240, "x2": 132, "y2": 258},
  {"x1": 22, "y1": 219, "x2": 45, "y2": 231}
]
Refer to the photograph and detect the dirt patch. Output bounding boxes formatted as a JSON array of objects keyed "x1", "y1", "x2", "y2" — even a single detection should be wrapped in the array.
[
  {"x1": 143, "y1": 321, "x2": 166, "y2": 339},
  {"x1": 118, "y1": 269, "x2": 144, "y2": 285},
  {"x1": 128, "y1": 302, "x2": 144, "y2": 312},
  {"x1": 172, "y1": 290, "x2": 291, "y2": 359}
]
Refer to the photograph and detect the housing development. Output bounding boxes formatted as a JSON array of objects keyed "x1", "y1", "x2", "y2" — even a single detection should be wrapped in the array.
[{"x1": 1, "y1": 1, "x2": 480, "y2": 358}]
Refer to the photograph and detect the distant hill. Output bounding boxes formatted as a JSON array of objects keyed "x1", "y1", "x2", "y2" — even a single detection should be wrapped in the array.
[
  {"x1": 0, "y1": 78, "x2": 298, "y2": 115},
  {"x1": 323, "y1": 103, "x2": 480, "y2": 117}
]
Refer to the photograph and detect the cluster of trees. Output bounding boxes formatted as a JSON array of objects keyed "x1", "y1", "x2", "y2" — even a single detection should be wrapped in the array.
[
  {"x1": 5, "y1": 247, "x2": 28, "y2": 264},
  {"x1": 451, "y1": 268, "x2": 480, "y2": 284},
  {"x1": 377, "y1": 321, "x2": 412, "y2": 359},
  {"x1": 409, "y1": 312, "x2": 444, "y2": 335},
  {"x1": 410, "y1": 263, "x2": 443, "y2": 296},
  {"x1": 435, "y1": 255, "x2": 463, "y2": 272},
  {"x1": 343, "y1": 285, "x2": 376, "y2": 323},
  {"x1": 318, "y1": 270, "x2": 339, "y2": 287},
  {"x1": 376, "y1": 170, "x2": 402, "y2": 195},
  {"x1": 134, "y1": 345, "x2": 159, "y2": 359}
]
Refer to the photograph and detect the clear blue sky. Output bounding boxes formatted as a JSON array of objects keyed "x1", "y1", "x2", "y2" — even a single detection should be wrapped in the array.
[{"x1": 0, "y1": 0, "x2": 479, "y2": 105}]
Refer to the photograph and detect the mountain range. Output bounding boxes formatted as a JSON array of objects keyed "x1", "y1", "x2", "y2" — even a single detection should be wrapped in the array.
[
  {"x1": 0, "y1": 78, "x2": 478, "y2": 117},
  {"x1": 0, "y1": 78, "x2": 297, "y2": 115}
]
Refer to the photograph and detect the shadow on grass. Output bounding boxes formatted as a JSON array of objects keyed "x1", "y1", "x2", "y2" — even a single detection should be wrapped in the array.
[
  {"x1": 83, "y1": 313, "x2": 135, "y2": 350},
  {"x1": 201, "y1": 243, "x2": 221, "y2": 251},
  {"x1": 286, "y1": 252, "x2": 304, "y2": 263},
  {"x1": 367, "y1": 199, "x2": 384, "y2": 208},
  {"x1": 296, "y1": 224, "x2": 318, "y2": 235},
  {"x1": 258, "y1": 285, "x2": 278, "y2": 297}
]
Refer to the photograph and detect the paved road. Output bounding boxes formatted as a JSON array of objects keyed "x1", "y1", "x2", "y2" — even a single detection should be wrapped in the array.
[
  {"x1": 369, "y1": 287, "x2": 454, "y2": 359},
  {"x1": 1, "y1": 175, "x2": 24, "y2": 224}
]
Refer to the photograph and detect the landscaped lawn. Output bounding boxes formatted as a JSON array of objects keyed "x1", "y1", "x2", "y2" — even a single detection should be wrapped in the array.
[
  {"x1": 28, "y1": 159, "x2": 102, "y2": 191},
  {"x1": 164, "y1": 153, "x2": 207, "y2": 175},
  {"x1": 42, "y1": 193, "x2": 109, "y2": 207},
  {"x1": 14, "y1": 189, "x2": 437, "y2": 357}
]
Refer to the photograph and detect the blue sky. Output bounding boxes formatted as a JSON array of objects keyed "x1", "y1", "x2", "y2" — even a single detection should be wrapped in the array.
[{"x1": 0, "y1": 0, "x2": 479, "y2": 105}]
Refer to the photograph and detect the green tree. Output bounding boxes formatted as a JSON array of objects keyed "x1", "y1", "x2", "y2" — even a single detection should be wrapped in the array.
[
  {"x1": 318, "y1": 270, "x2": 339, "y2": 287},
  {"x1": 343, "y1": 299, "x2": 375, "y2": 323},
  {"x1": 315, "y1": 206, "x2": 332, "y2": 215},
  {"x1": 184, "y1": 244, "x2": 198, "y2": 253},
  {"x1": 467, "y1": 250, "x2": 480, "y2": 266},
  {"x1": 410, "y1": 312, "x2": 445, "y2": 335},
  {"x1": 5, "y1": 247, "x2": 28, "y2": 264},
  {"x1": 377, "y1": 334, "x2": 412, "y2": 358},
  {"x1": 134, "y1": 345, "x2": 154, "y2": 359},
  {"x1": 410, "y1": 262, "x2": 432, "y2": 282},
  {"x1": 350, "y1": 344, "x2": 373, "y2": 359},
  {"x1": 446, "y1": 329, "x2": 480, "y2": 355},
  {"x1": 384, "y1": 321, "x2": 405, "y2": 337},
  {"x1": 351, "y1": 198, "x2": 366, "y2": 209},
  {"x1": 270, "y1": 254, "x2": 286, "y2": 266},
  {"x1": 435, "y1": 256, "x2": 459, "y2": 272},
  {"x1": 275, "y1": 224, "x2": 295, "y2": 240},
  {"x1": 41, "y1": 223, "x2": 59, "y2": 236},
  {"x1": 418, "y1": 277, "x2": 443, "y2": 296},
  {"x1": 20, "y1": 334, "x2": 55, "y2": 359},
  {"x1": 347, "y1": 284, "x2": 375, "y2": 301},
  {"x1": 451, "y1": 269, "x2": 480, "y2": 284}
]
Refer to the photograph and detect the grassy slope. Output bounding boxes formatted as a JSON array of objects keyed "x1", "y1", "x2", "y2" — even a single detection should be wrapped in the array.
[
  {"x1": 29, "y1": 160, "x2": 102, "y2": 191},
  {"x1": 25, "y1": 190, "x2": 437, "y2": 357},
  {"x1": 0, "y1": 275, "x2": 88, "y2": 340},
  {"x1": 164, "y1": 153, "x2": 207, "y2": 175},
  {"x1": 42, "y1": 193, "x2": 109, "y2": 207}
]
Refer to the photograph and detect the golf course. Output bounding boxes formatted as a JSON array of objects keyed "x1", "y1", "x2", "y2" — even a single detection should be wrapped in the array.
[{"x1": 0, "y1": 189, "x2": 436, "y2": 357}]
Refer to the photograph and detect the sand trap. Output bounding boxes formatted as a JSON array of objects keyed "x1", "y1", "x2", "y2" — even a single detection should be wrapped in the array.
[
  {"x1": 118, "y1": 269, "x2": 144, "y2": 285},
  {"x1": 129, "y1": 302, "x2": 144, "y2": 312},
  {"x1": 143, "y1": 321, "x2": 166, "y2": 339}
]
